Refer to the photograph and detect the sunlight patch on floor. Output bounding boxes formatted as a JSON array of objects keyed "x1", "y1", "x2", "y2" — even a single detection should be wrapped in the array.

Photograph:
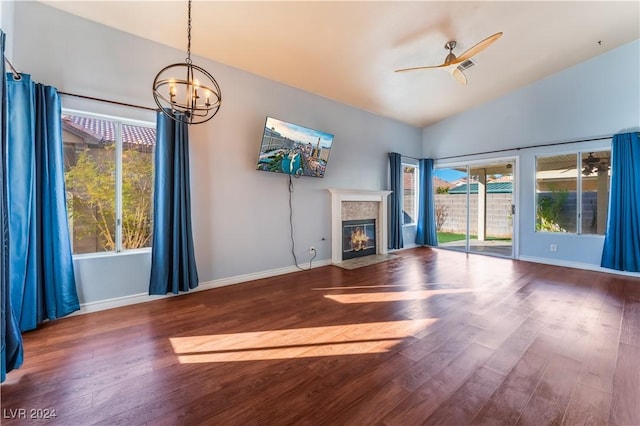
[
  {"x1": 323, "y1": 288, "x2": 472, "y2": 304},
  {"x1": 313, "y1": 284, "x2": 412, "y2": 291},
  {"x1": 170, "y1": 319, "x2": 437, "y2": 363}
]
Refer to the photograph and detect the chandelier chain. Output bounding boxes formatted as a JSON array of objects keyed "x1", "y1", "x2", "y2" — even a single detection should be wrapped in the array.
[{"x1": 186, "y1": 0, "x2": 192, "y2": 64}]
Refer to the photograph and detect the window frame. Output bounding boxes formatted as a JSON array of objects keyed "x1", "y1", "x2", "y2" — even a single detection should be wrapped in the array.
[
  {"x1": 63, "y1": 108, "x2": 156, "y2": 257},
  {"x1": 534, "y1": 147, "x2": 611, "y2": 236}
]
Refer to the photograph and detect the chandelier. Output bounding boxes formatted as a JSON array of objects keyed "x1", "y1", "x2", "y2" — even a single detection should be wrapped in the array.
[{"x1": 152, "y1": 0, "x2": 222, "y2": 125}]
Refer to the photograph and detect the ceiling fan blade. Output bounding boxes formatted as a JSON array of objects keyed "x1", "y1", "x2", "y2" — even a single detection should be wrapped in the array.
[
  {"x1": 451, "y1": 67, "x2": 467, "y2": 85},
  {"x1": 456, "y1": 32, "x2": 503, "y2": 63},
  {"x1": 395, "y1": 63, "x2": 448, "y2": 73}
]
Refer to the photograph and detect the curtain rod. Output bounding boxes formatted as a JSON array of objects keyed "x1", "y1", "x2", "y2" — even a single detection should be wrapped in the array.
[
  {"x1": 1, "y1": 57, "x2": 155, "y2": 112},
  {"x1": 58, "y1": 91, "x2": 157, "y2": 112},
  {"x1": 390, "y1": 152, "x2": 422, "y2": 161},
  {"x1": 435, "y1": 135, "x2": 614, "y2": 161},
  {"x1": 4, "y1": 55, "x2": 21, "y2": 80}
]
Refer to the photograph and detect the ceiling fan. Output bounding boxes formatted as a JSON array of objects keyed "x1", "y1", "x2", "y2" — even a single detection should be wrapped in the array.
[
  {"x1": 395, "y1": 32, "x2": 503, "y2": 85},
  {"x1": 582, "y1": 152, "x2": 609, "y2": 175}
]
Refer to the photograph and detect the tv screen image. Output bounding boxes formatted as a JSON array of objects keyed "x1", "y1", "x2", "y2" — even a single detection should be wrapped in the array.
[{"x1": 256, "y1": 117, "x2": 334, "y2": 178}]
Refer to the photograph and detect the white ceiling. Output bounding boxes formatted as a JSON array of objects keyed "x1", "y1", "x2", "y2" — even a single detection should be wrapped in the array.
[{"x1": 42, "y1": 1, "x2": 640, "y2": 128}]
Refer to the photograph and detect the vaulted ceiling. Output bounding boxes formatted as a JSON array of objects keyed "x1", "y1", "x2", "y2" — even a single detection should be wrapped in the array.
[{"x1": 43, "y1": 1, "x2": 640, "y2": 128}]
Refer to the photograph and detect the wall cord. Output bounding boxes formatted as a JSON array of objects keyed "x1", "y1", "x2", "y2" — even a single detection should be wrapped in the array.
[{"x1": 288, "y1": 175, "x2": 316, "y2": 271}]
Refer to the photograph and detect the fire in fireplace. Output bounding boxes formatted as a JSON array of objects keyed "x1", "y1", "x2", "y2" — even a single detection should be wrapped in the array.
[{"x1": 342, "y1": 219, "x2": 376, "y2": 260}]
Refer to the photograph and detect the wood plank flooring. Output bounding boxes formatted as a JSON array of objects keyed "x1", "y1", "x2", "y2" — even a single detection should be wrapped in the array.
[{"x1": 2, "y1": 247, "x2": 640, "y2": 425}]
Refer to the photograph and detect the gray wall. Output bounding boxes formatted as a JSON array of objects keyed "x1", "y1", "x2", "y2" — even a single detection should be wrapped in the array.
[
  {"x1": 424, "y1": 39, "x2": 640, "y2": 271},
  {"x1": 5, "y1": 2, "x2": 422, "y2": 307}
]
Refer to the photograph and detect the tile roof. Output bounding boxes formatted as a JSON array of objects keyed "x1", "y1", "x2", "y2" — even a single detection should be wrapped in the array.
[
  {"x1": 62, "y1": 114, "x2": 156, "y2": 146},
  {"x1": 448, "y1": 182, "x2": 513, "y2": 194},
  {"x1": 434, "y1": 177, "x2": 455, "y2": 188}
]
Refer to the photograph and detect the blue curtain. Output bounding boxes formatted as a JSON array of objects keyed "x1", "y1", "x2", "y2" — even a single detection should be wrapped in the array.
[
  {"x1": 601, "y1": 132, "x2": 640, "y2": 272},
  {"x1": 149, "y1": 110, "x2": 199, "y2": 295},
  {"x1": 388, "y1": 152, "x2": 403, "y2": 249},
  {"x1": 416, "y1": 158, "x2": 438, "y2": 246},
  {"x1": 1, "y1": 31, "x2": 24, "y2": 383},
  {"x1": 5, "y1": 74, "x2": 79, "y2": 333}
]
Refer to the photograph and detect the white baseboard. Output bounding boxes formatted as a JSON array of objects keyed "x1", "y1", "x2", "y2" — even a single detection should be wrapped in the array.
[
  {"x1": 74, "y1": 259, "x2": 332, "y2": 316},
  {"x1": 389, "y1": 243, "x2": 418, "y2": 252},
  {"x1": 72, "y1": 292, "x2": 167, "y2": 315},
  {"x1": 196, "y1": 259, "x2": 332, "y2": 292},
  {"x1": 518, "y1": 255, "x2": 640, "y2": 278}
]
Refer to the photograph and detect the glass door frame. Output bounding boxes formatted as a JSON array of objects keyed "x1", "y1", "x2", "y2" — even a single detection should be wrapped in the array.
[{"x1": 434, "y1": 155, "x2": 519, "y2": 259}]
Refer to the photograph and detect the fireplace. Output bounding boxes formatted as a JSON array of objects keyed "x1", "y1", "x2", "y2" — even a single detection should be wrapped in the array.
[
  {"x1": 342, "y1": 219, "x2": 376, "y2": 260},
  {"x1": 328, "y1": 188, "x2": 391, "y2": 264}
]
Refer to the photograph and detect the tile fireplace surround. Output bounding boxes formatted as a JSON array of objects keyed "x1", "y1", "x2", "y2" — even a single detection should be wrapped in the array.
[{"x1": 328, "y1": 188, "x2": 392, "y2": 265}]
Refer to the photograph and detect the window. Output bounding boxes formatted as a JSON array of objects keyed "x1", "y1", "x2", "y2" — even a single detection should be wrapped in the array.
[
  {"x1": 62, "y1": 111, "x2": 156, "y2": 254},
  {"x1": 402, "y1": 164, "x2": 418, "y2": 225},
  {"x1": 535, "y1": 150, "x2": 610, "y2": 235}
]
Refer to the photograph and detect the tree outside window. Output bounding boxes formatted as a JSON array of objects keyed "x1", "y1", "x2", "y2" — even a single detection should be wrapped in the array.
[{"x1": 62, "y1": 113, "x2": 155, "y2": 254}]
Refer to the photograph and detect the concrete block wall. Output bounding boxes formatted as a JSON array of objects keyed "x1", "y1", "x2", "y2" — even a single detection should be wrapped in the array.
[{"x1": 435, "y1": 193, "x2": 513, "y2": 238}]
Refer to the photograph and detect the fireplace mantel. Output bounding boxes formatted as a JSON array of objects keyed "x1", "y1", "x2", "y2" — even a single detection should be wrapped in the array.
[{"x1": 328, "y1": 188, "x2": 392, "y2": 264}]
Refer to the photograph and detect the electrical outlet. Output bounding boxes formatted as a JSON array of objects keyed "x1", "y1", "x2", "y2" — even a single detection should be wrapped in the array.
[
  {"x1": 309, "y1": 246, "x2": 316, "y2": 255},
  {"x1": 550, "y1": 244, "x2": 557, "y2": 252}
]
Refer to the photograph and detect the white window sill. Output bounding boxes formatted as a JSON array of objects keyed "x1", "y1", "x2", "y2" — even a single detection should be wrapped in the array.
[{"x1": 73, "y1": 247, "x2": 151, "y2": 260}]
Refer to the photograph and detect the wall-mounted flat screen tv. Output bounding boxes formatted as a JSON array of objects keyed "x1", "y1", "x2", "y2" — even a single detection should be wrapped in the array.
[{"x1": 256, "y1": 117, "x2": 334, "y2": 178}]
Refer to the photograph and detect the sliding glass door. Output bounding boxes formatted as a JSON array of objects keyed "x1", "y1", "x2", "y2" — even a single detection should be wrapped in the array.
[
  {"x1": 433, "y1": 166, "x2": 468, "y2": 253},
  {"x1": 433, "y1": 160, "x2": 515, "y2": 258}
]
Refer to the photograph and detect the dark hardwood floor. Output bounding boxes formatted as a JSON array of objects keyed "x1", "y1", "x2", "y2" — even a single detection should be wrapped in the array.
[{"x1": 2, "y1": 248, "x2": 639, "y2": 425}]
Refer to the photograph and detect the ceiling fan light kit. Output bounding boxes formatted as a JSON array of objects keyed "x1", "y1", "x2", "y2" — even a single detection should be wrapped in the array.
[{"x1": 396, "y1": 32, "x2": 503, "y2": 85}]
